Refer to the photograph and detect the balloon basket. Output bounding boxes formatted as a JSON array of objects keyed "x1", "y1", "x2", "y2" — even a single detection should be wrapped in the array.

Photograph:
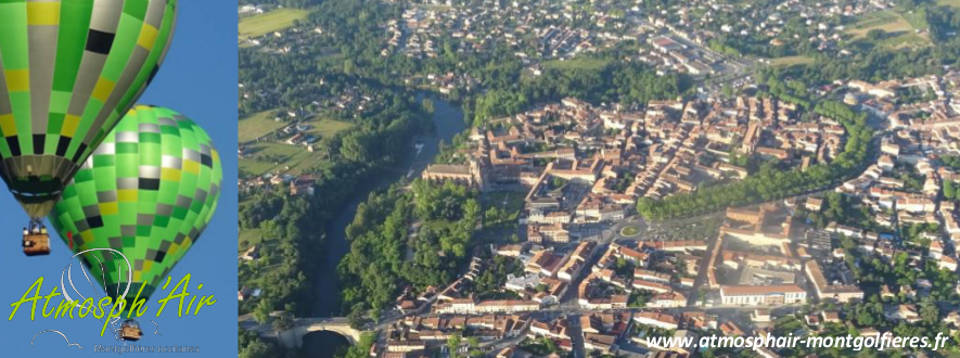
[
  {"x1": 120, "y1": 319, "x2": 142, "y2": 341},
  {"x1": 22, "y1": 227, "x2": 50, "y2": 256}
]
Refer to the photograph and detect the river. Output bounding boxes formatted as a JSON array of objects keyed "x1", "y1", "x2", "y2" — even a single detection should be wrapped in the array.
[{"x1": 303, "y1": 94, "x2": 465, "y2": 356}]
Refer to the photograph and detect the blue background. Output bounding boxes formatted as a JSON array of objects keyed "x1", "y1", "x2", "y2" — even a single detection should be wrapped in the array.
[{"x1": 0, "y1": 1, "x2": 238, "y2": 356}]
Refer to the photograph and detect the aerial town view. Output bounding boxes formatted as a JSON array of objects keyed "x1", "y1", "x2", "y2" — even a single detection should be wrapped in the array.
[{"x1": 237, "y1": 0, "x2": 960, "y2": 357}]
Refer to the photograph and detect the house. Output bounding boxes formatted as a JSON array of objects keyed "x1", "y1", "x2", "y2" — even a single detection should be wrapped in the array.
[
  {"x1": 529, "y1": 318, "x2": 570, "y2": 340},
  {"x1": 633, "y1": 279, "x2": 672, "y2": 294},
  {"x1": 719, "y1": 321, "x2": 745, "y2": 336},
  {"x1": 648, "y1": 291, "x2": 687, "y2": 308},
  {"x1": 940, "y1": 255, "x2": 958, "y2": 271},
  {"x1": 751, "y1": 309, "x2": 771, "y2": 323},
  {"x1": 580, "y1": 295, "x2": 628, "y2": 310},
  {"x1": 884, "y1": 304, "x2": 920, "y2": 323},
  {"x1": 583, "y1": 333, "x2": 616, "y2": 354},
  {"x1": 289, "y1": 175, "x2": 317, "y2": 196},
  {"x1": 633, "y1": 311, "x2": 679, "y2": 330},
  {"x1": 238, "y1": 287, "x2": 261, "y2": 301},
  {"x1": 805, "y1": 197, "x2": 823, "y2": 212},
  {"x1": 240, "y1": 245, "x2": 260, "y2": 261},
  {"x1": 821, "y1": 311, "x2": 841, "y2": 324}
]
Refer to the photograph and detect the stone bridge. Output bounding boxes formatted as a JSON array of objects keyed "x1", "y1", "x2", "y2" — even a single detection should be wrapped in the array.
[
  {"x1": 277, "y1": 317, "x2": 364, "y2": 347},
  {"x1": 240, "y1": 314, "x2": 366, "y2": 348}
]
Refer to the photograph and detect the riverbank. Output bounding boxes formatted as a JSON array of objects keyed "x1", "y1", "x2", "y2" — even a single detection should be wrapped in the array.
[{"x1": 302, "y1": 94, "x2": 465, "y2": 355}]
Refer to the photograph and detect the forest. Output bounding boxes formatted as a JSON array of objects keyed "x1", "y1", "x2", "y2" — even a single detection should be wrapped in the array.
[
  {"x1": 238, "y1": 79, "x2": 431, "y2": 319},
  {"x1": 337, "y1": 180, "x2": 481, "y2": 326}
]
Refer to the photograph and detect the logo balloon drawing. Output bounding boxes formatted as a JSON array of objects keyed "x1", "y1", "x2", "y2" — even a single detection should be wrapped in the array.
[
  {"x1": 0, "y1": 0, "x2": 179, "y2": 251},
  {"x1": 48, "y1": 105, "x2": 221, "y2": 305}
]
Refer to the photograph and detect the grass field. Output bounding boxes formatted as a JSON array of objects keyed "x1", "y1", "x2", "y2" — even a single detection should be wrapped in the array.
[
  {"x1": 620, "y1": 225, "x2": 641, "y2": 237},
  {"x1": 239, "y1": 110, "x2": 286, "y2": 143},
  {"x1": 239, "y1": 142, "x2": 299, "y2": 177},
  {"x1": 239, "y1": 228, "x2": 262, "y2": 248},
  {"x1": 939, "y1": 0, "x2": 960, "y2": 7},
  {"x1": 847, "y1": 11, "x2": 914, "y2": 39},
  {"x1": 306, "y1": 118, "x2": 353, "y2": 138},
  {"x1": 845, "y1": 10, "x2": 931, "y2": 49},
  {"x1": 239, "y1": 158, "x2": 277, "y2": 177},
  {"x1": 483, "y1": 191, "x2": 526, "y2": 213},
  {"x1": 476, "y1": 191, "x2": 525, "y2": 243},
  {"x1": 239, "y1": 115, "x2": 353, "y2": 177},
  {"x1": 239, "y1": 142, "x2": 327, "y2": 177},
  {"x1": 239, "y1": 8, "x2": 310, "y2": 40},
  {"x1": 770, "y1": 55, "x2": 815, "y2": 67},
  {"x1": 881, "y1": 32, "x2": 931, "y2": 50}
]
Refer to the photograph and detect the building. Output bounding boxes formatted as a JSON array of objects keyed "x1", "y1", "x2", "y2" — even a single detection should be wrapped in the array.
[
  {"x1": 804, "y1": 260, "x2": 863, "y2": 303},
  {"x1": 633, "y1": 311, "x2": 679, "y2": 330},
  {"x1": 719, "y1": 285, "x2": 807, "y2": 305},
  {"x1": 648, "y1": 291, "x2": 687, "y2": 308},
  {"x1": 421, "y1": 159, "x2": 486, "y2": 189}
]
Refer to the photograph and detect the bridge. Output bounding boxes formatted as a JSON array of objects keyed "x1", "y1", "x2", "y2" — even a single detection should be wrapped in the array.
[
  {"x1": 276, "y1": 317, "x2": 364, "y2": 347},
  {"x1": 240, "y1": 314, "x2": 367, "y2": 348}
]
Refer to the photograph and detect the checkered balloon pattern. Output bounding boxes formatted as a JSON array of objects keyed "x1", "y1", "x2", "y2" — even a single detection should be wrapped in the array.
[
  {"x1": 0, "y1": 0, "x2": 177, "y2": 218},
  {"x1": 49, "y1": 105, "x2": 221, "y2": 303}
]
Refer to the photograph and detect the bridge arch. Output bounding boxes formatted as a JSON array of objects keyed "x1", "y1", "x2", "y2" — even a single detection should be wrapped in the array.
[{"x1": 276, "y1": 318, "x2": 364, "y2": 349}]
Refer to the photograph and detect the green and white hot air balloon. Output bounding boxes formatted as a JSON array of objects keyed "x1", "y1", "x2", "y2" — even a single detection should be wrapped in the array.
[
  {"x1": 0, "y1": 0, "x2": 178, "y2": 255},
  {"x1": 48, "y1": 105, "x2": 221, "y2": 304}
]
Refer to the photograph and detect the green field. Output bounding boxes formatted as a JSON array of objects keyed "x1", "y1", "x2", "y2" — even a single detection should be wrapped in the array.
[
  {"x1": 305, "y1": 118, "x2": 353, "y2": 138},
  {"x1": 239, "y1": 115, "x2": 353, "y2": 177},
  {"x1": 239, "y1": 228, "x2": 262, "y2": 248},
  {"x1": 239, "y1": 110, "x2": 286, "y2": 143},
  {"x1": 846, "y1": 10, "x2": 930, "y2": 48},
  {"x1": 848, "y1": 11, "x2": 910, "y2": 38},
  {"x1": 939, "y1": 0, "x2": 960, "y2": 8},
  {"x1": 239, "y1": 8, "x2": 311, "y2": 40},
  {"x1": 881, "y1": 32, "x2": 931, "y2": 50},
  {"x1": 240, "y1": 142, "x2": 327, "y2": 177},
  {"x1": 620, "y1": 225, "x2": 641, "y2": 237},
  {"x1": 769, "y1": 55, "x2": 815, "y2": 67},
  {"x1": 241, "y1": 112, "x2": 354, "y2": 143},
  {"x1": 239, "y1": 159, "x2": 277, "y2": 177},
  {"x1": 483, "y1": 191, "x2": 526, "y2": 213}
]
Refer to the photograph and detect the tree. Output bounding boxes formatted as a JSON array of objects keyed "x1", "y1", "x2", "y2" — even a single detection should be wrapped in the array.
[
  {"x1": 347, "y1": 302, "x2": 367, "y2": 329},
  {"x1": 272, "y1": 311, "x2": 294, "y2": 331},
  {"x1": 342, "y1": 333, "x2": 376, "y2": 358},
  {"x1": 422, "y1": 97, "x2": 435, "y2": 114},
  {"x1": 239, "y1": 331, "x2": 277, "y2": 358},
  {"x1": 920, "y1": 297, "x2": 940, "y2": 324},
  {"x1": 253, "y1": 299, "x2": 273, "y2": 324},
  {"x1": 447, "y1": 333, "x2": 462, "y2": 358}
]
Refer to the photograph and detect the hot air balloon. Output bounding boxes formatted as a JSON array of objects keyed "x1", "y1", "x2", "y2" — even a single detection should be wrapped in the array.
[
  {"x1": 0, "y1": 0, "x2": 178, "y2": 255},
  {"x1": 48, "y1": 105, "x2": 221, "y2": 310}
]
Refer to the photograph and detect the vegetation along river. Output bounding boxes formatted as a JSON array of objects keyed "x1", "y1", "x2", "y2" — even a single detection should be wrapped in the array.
[{"x1": 302, "y1": 94, "x2": 466, "y2": 355}]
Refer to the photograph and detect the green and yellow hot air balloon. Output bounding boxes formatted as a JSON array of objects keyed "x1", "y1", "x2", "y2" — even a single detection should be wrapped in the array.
[
  {"x1": 0, "y1": 0, "x2": 178, "y2": 255},
  {"x1": 48, "y1": 105, "x2": 221, "y2": 305}
]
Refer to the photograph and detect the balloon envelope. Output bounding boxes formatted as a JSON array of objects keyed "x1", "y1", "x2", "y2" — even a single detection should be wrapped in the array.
[
  {"x1": 49, "y1": 105, "x2": 221, "y2": 303},
  {"x1": 0, "y1": 0, "x2": 178, "y2": 219}
]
